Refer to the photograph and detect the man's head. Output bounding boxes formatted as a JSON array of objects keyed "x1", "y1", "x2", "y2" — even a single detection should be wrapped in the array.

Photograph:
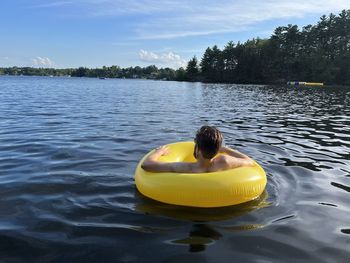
[{"x1": 194, "y1": 126, "x2": 223, "y2": 159}]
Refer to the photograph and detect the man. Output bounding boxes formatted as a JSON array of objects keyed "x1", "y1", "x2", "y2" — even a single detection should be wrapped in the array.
[{"x1": 141, "y1": 126, "x2": 254, "y2": 173}]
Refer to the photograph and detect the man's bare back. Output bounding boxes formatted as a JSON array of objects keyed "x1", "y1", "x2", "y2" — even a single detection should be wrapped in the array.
[
  {"x1": 141, "y1": 145, "x2": 254, "y2": 173},
  {"x1": 141, "y1": 126, "x2": 254, "y2": 173}
]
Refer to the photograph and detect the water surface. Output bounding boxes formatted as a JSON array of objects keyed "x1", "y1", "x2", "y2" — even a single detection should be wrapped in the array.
[{"x1": 0, "y1": 76, "x2": 349, "y2": 262}]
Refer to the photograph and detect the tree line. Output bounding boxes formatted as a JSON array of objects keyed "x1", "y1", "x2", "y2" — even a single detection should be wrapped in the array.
[
  {"x1": 185, "y1": 9, "x2": 350, "y2": 85},
  {"x1": 1, "y1": 10, "x2": 349, "y2": 85},
  {"x1": 0, "y1": 65, "x2": 181, "y2": 81}
]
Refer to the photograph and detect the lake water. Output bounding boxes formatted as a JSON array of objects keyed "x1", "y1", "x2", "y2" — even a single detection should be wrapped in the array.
[{"x1": 0, "y1": 76, "x2": 349, "y2": 262}]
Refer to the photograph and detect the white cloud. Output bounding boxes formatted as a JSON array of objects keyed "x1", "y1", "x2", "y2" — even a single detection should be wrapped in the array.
[
  {"x1": 136, "y1": 0, "x2": 350, "y2": 39},
  {"x1": 139, "y1": 49, "x2": 187, "y2": 68},
  {"x1": 34, "y1": 1, "x2": 73, "y2": 8},
  {"x1": 32, "y1": 57, "x2": 55, "y2": 67},
  {"x1": 30, "y1": 0, "x2": 350, "y2": 40},
  {"x1": 59, "y1": 0, "x2": 350, "y2": 39},
  {"x1": 1, "y1": 56, "x2": 41, "y2": 67}
]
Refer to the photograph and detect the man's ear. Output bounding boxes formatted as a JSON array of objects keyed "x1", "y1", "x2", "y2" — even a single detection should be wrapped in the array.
[{"x1": 196, "y1": 147, "x2": 203, "y2": 159}]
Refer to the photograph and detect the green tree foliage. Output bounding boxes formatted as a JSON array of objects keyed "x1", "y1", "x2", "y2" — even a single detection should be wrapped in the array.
[
  {"x1": 200, "y1": 46, "x2": 225, "y2": 82},
  {"x1": 195, "y1": 9, "x2": 350, "y2": 85},
  {"x1": 0, "y1": 65, "x2": 177, "y2": 81},
  {"x1": 185, "y1": 56, "x2": 199, "y2": 81},
  {"x1": 222, "y1": 41, "x2": 237, "y2": 83},
  {"x1": 175, "y1": 67, "x2": 187, "y2": 81}
]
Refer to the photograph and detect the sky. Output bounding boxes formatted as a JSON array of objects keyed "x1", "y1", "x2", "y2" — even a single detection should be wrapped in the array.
[{"x1": 1, "y1": 0, "x2": 349, "y2": 69}]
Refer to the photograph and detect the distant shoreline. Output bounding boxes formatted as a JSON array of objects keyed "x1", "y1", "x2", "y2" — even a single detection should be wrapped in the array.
[
  {"x1": 0, "y1": 65, "x2": 180, "y2": 82},
  {"x1": 2, "y1": 73, "x2": 349, "y2": 88}
]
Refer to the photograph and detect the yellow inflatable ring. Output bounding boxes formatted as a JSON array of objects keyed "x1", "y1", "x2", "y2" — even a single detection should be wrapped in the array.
[{"x1": 135, "y1": 141, "x2": 267, "y2": 208}]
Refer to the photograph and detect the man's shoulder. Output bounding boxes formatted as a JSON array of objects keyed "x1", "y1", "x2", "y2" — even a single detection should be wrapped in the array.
[
  {"x1": 211, "y1": 155, "x2": 232, "y2": 171},
  {"x1": 214, "y1": 155, "x2": 232, "y2": 164}
]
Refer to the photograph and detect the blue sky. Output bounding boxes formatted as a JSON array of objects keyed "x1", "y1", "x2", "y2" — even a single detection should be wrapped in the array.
[{"x1": 1, "y1": 0, "x2": 349, "y2": 69}]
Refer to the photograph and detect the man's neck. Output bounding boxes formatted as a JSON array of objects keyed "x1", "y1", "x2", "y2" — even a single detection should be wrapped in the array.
[{"x1": 197, "y1": 157, "x2": 212, "y2": 168}]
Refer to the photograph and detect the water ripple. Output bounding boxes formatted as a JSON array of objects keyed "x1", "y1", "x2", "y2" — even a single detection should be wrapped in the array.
[{"x1": 0, "y1": 76, "x2": 349, "y2": 261}]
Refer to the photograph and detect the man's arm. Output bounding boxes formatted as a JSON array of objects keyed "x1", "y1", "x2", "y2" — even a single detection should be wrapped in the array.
[
  {"x1": 218, "y1": 146, "x2": 254, "y2": 168},
  {"x1": 141, "y1": 146, "x2": 194, "y2": 173}
]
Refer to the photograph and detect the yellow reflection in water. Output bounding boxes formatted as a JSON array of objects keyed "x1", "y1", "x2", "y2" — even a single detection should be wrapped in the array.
[
  {"x1": 135, "y1": 190, "x2": 269, "y2": 252},
  {"x1": 135, "y1": 190, "x2": 269, "y2": 222}
]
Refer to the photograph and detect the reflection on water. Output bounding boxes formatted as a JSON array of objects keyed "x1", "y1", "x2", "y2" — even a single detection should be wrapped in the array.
[
  {"x1": 331, "y1": 181, "x2": 350, "y2": 192},
  {"x1": 171, "y1": 224, "x2": 222, "y2": 253},
  {"x1": 135, "y1": 191, "x2": 268, "y2": 253},
  {"x1": 137, "y1": 189, "x2": 296, "y2": 255},
  {"x1": 0, "y1": 76, "x2": 349, "y2": 262},
  {"x1": 341, "y1": 229, "x2": 350, "y2": 234},
  {"x1": 135, "y1": 190, "x2": 269, "y2": 222}
]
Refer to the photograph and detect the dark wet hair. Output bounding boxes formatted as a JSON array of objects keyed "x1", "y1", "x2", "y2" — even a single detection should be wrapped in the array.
[{"x1": 194, "y1": 126, "x2": 223, "y2": 159}]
